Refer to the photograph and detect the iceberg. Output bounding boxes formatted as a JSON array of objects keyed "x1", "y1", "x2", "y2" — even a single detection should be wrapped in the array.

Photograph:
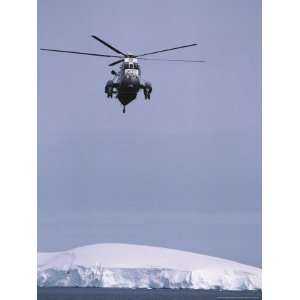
[{"x1": 38, "y1": 243, "x2": 261, "y2": 290}]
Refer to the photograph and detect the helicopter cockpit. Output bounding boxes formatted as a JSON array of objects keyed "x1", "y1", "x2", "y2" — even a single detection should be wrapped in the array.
[
  {"x1": 123, "y1": 62, "x2": 140, "y2": 76},
  {"x1": 123, "y1": 62, "x2": 139, "y2": 69}
]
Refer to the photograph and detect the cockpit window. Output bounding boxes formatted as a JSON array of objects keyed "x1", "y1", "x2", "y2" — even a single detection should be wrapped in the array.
[{"x1": 123, "y1": 62, "x2": 140, "y2": 74}]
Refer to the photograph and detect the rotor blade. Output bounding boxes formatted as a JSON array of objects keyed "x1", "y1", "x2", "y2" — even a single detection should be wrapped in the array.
[
  {"x1": 138, "y1": 57, "x2": 206, "y2": 63},
  {"x1": 109, "y1": 59, "x2": 124, "y2": 66},
  {"x1": 137, "y1": 43, "x2": 198, "y2": 57},
  {"x1": 91, "y1": 35, "x2": 127, "y2": 56},
  {"x1": 40, "y1": 48, "x2": 123, "y2": 58}
]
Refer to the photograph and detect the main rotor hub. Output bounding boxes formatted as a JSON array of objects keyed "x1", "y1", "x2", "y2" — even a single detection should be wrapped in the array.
[
  {"x1": 124, "y1": 57, "x2": 138, "y2": 63},
  {"x1": 127, "y1": 53, "x2": 136, "y2": 58}
]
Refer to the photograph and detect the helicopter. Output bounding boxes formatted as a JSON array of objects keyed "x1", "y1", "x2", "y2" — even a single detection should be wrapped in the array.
[{"x1": 41, "y1": 35, "x2": 205, "y2": 113}]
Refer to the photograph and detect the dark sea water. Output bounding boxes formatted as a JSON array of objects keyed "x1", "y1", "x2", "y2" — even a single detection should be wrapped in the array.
[{"x1": 37, "y1": 288, "x2": 262, "y2": 300}]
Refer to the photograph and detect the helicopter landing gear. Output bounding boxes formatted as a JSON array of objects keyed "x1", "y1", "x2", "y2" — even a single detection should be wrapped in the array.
[
  {"x1": 105, "y1": 90, "x2": 113, "y2": 98},
  {"x1": 143, "y1": 82, "x2": 152, "y2": 100},
  {"x1": 106, "y1": 87, "x2": 113, "y2": 98},
  {"x1": 123, "y1": 106, "x2": 126, "y2": 113},
  {"x1": 105, "y1": 80, "x2": 114, "y2": 98}
]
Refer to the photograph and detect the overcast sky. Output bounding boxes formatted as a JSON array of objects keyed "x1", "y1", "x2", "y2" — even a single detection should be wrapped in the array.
[{"x1": 38, "y1": 0, "x2": 261, "y2": 267}]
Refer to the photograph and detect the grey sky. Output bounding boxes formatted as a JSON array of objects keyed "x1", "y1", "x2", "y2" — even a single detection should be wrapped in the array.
[{"x1": 38, "y1": 0, "x2": 261, "y2": 267}]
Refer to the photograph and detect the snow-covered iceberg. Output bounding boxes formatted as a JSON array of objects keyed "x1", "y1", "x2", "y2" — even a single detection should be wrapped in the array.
[{"x1": 38, "y1": 243, "x2": 261, "y2": 290}]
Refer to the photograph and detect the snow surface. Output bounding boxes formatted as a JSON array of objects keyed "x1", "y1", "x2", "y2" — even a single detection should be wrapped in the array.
[{"x1": 38, "y1": 243, "x2": 261, "y2": 290}]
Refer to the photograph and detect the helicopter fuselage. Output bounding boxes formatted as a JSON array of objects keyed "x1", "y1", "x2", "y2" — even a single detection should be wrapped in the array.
[
  {"x1": 105, "y1": 57, "x2": 152, "y2": 111},
  {"x1": 117, "y1": 58, "x2": 141, "y2": 105}
]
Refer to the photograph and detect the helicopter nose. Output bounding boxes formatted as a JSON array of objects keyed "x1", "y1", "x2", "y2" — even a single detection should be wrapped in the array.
[{"x1": 125, "y1": 74, "x2": 139, "y2": 88}]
